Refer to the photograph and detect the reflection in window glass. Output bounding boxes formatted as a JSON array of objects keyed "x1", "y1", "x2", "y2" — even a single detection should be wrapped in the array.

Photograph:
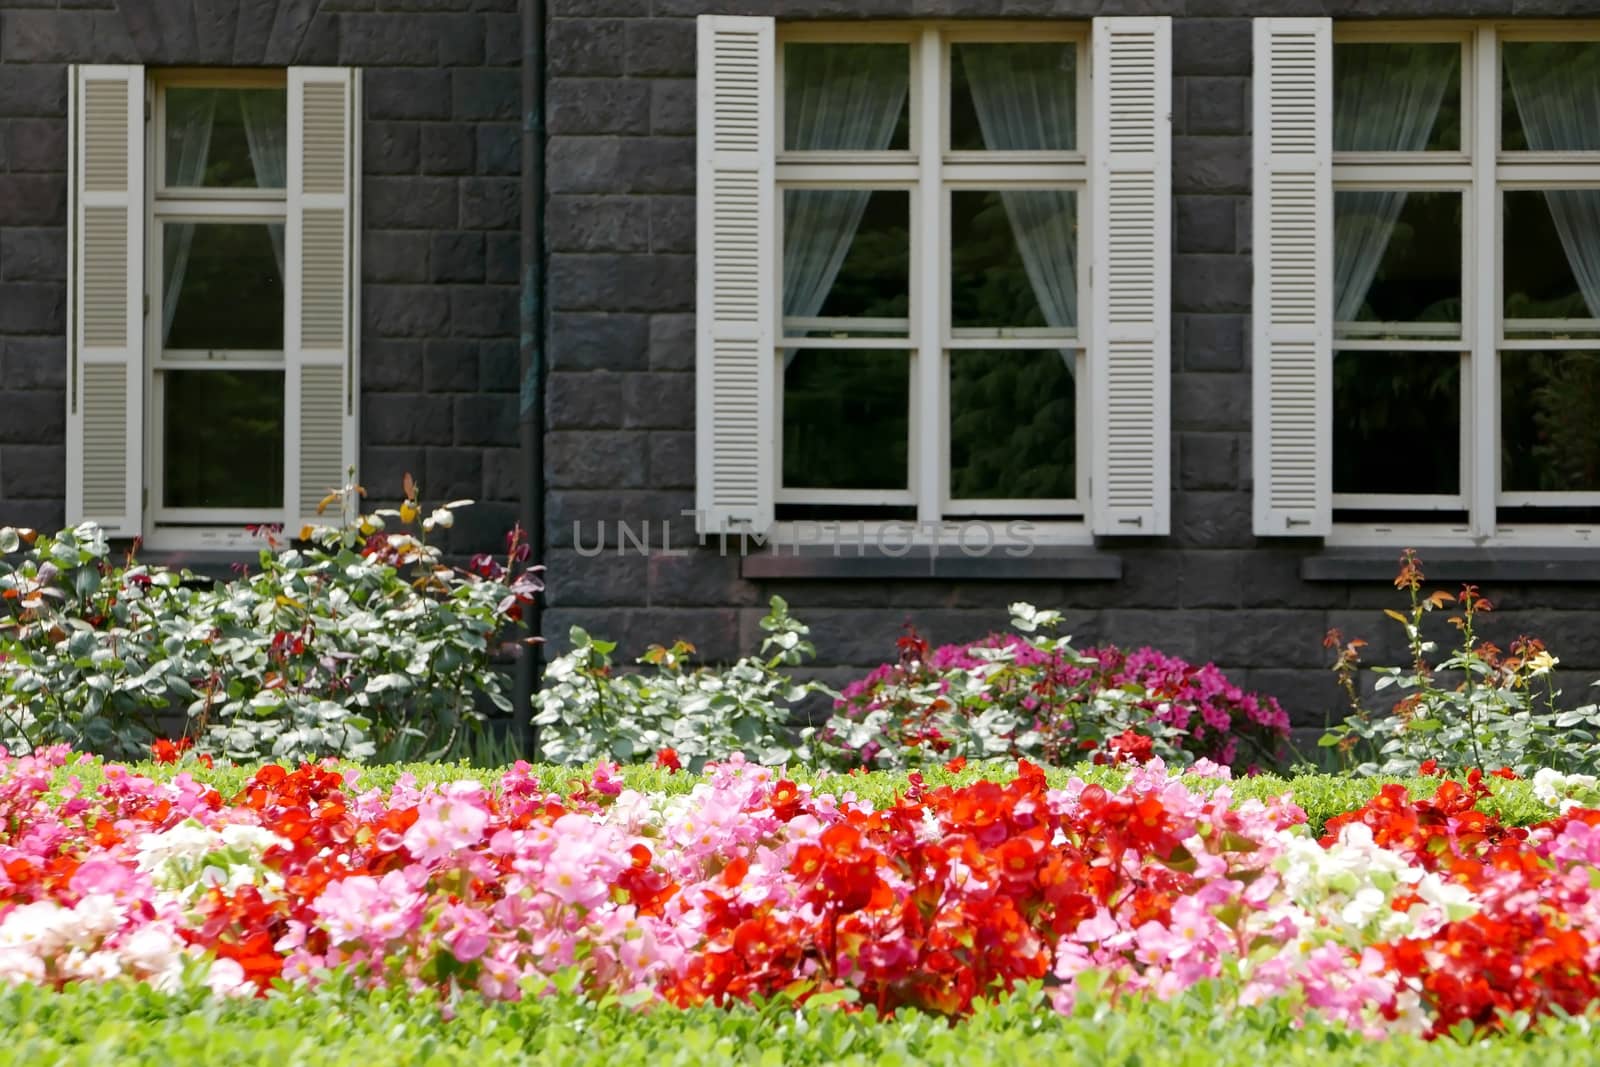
[
  {"x1": 1502, "y1": 352, "x2": 1600, "y2": 493},
  {"x1": 782, "y1": 350, "x2": 908, "y2": 490},
  {"x1": 163, "y1": 371, "x2": 285, "y2": 508},
  {"x1": 165, "y1": 88, "x2": 287, "y2": 189},
  {"x1": 1333, "y1": 43, "x2": 1460, "y2": 152},
  {"x1": 950, "y1": 190, "x2": 1076, "y2": 334},
  {"x1": 1334, "y1": 191, "x2": 1461, "y2": 337},
  {"x1": 1503, "y1": 42, "x2": 1600, "y2": 152},
  {"x1": 163, "y1": 223, "x2": 285, "y2": 351},
  {"x1": 950, "y1": 350, "x2": 1075, "y2": 499},
  {"x1": 1333, "y1": 351, "x2": 1460, "y2": 495},
  {"x1": 782, "y1": 189, "x2": 909, "y2": 337},
  {"x1": 949, "y1": 43, "x2": 1076, "y2": 152},
  {"x1": 783, "y1": 44, "x2": 910, "y2": 151},
  {"x1": 1503, "y1": 190, "x2": 1600, "y2": 333}
]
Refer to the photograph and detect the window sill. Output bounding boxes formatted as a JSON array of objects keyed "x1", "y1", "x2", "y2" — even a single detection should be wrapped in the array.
[
  {"x1": 1302, "y1": 548, "x2": 1600, "y2": 584},
  {"x1": 739, "y1": 546, "x2": 1121, "y2": 581}
]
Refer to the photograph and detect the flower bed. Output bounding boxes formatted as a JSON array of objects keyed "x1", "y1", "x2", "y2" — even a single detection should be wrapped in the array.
[{"x1": 3, "y1": 748, "x2": 1600, "y2": 1042}]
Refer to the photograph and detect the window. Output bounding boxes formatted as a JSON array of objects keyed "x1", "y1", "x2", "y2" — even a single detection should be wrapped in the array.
[
  {"x1": 66, "y1": 66, "x2": 359, "y2": 550},
  {"x1": 1255, "y1": 21, "x2": 1600, "y2": 544},
  {"x1": 695, "y1": 18, "x2": 1172, "y2": 545}
]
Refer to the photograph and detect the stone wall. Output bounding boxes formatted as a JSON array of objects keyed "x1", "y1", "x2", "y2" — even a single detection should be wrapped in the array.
[
  {"x1": 0, "y1": 0, "x2": 522, "y2": 551},
  {"x1": 539, "y1": 0, "x2": 1600, "y2": 740}
]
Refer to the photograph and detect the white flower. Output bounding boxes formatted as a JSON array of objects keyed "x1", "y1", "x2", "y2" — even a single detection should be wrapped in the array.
[
  {"x1": 120, "y1": 925, "x2": 185, "y2": 980},
  {"x1": 205, "y1": 957, "x2": 252, "y2": 997},
  {"x1": 1339, "y1": 887, "x2": 1387, "y2": 928}
]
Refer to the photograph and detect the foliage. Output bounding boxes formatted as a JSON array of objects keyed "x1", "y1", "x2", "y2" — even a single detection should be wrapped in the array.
[
  {"x1": 531, "y1": 597, "x2": 820, "y2": 771},
  {"x1": 0, "y1": 474, "x2": 542, "y2": 764},
  {"x1": 807, "y1": 603, "x2": 1290, "y2": 772},
  {"x1": 1320, "y1": 550, "x2": 1600, "y2": 777}
]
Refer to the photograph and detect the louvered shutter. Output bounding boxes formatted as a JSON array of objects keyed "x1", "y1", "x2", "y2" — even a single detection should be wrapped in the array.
[
  {"x1": 287, "y1": 68, "x2": 359, "y2": 530},
  {"x1": 66, "y1": 66, "x2": 145, "y2": 537},
  {"x1": 1252, "y1": 19, "x2": 1331, "y2": 536},
  {"x1": 1090, "y1": 18, "x2": 1172, "y2": 537},
  {"x1": 695, "y1": 16, "x2": 775, "y2": 537}
]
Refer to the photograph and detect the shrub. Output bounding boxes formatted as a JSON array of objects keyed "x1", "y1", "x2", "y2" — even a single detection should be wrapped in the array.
[
  {"x1": 1320, "y1": 549, "x2": 1600, "y2": 777},
  {"x1": 0, "y1": 474, "x2": 542, "y2": 763},
  {"x1": 808, "y1": 604, "x2": 1290, "y2": 772}
]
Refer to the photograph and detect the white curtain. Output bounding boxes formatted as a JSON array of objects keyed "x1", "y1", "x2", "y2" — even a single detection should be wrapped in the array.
[
  {"x1": 162, "y1": 93, "x2": 218, "y2": 344},
  {"x1": 240, "y1": 90, "x2": 288, "y2": 278},
  {"x1": 959, "y1": 44, "x2": 1078, "y2": 369},
  {"x1": 781, "y1": 45, "x2": 907, "y2": 343},
  {"x1": 1331, "y1": 44, "x2": 1457, "y2": 325},
  {"x1": 1506, "y1": 43, "x2": 1600, "y2": 319}
]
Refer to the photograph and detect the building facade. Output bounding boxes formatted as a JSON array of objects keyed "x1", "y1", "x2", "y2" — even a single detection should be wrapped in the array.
[{"x1": 3, "y1": 1, "x2": 1599, "y2": 739}]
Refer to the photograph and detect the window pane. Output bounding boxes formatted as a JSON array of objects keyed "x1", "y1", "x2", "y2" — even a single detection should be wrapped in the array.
[
  {"x1": 950, "y1": 43, "x2": 1076, "y2": 152},
  {"x1": 164, "y1": 88, "x2": 287, "y2": 189},
  {"x1": 782, "y1": 350, "x2": 908, "y2": 490},
  {"x1": 950, "y1": 190, "x2": 1076, "y2": 335},
  {"x1": 1333, "y1": 351, "x2": 1460, "y2": 495},
  {"x1": 1503, "y1": 42, "x2": 1600, "y2": 152},
  {"x1": 163, "y1": 370, "x2": 285, "y2": 509},
  {"x1": 783, "y1": 44, "x2": 909, "y2": 152},
  {"x1": 1503, "y1": 190, "x2": 1600, "y2": 337},
  {"x1": 1333, "y1": 43, "x2": 1460, "y2": 152},
  {"x1": 162, "y1": 223, "x2": 285, "y2": 351},
  {"x1": 1501, "y1": 351, "x2": 1600, "y2": 493},
  {"x1": 782, "y1": 189, "x2": 909, "y2": 338},
  {"x1": 1334, "y1": 191, "x2": 1461, "y2": 339},
  {"x1": 950, "y1": 350, "x2": 1075, "y2": 500}
]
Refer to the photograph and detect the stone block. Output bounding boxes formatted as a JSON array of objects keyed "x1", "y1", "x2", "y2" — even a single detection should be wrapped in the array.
[
  {"x1": 622, "y1": 371, "x2": 693, "y2": 430},
  {"x1": 423, "y1": 338, "x2": 481, "y2": 392},
  {"x1": 460, "y1": 177, "x2": 520, "y2": 230},
  {"x1": 547, "y1": 18, "x2": 627, "y2": 77},
  {"x1": 550, "y1": 312, "x2": 651, "y2": 372},
  {"x1": 649, "y1": 196, "x2": 695, "y2": 253},
  {"x1": 548, "y1": 78, "x2": 651, "y2": 136},
  {"x1": 421, "y1": 123, "x2": 475, "y2": 175},
  {"x1": 1180, "y1": 313, "x2": 1245, "y2": 372},
  {"x1": 0, "y1": 445, "x2": 65, "y2": 499},
  {"x1": 365, "y1": 121, "x2": 421, "y2": 175},
  {"x1": 363, "y1": 231, "x2": 430, "y2": 284},
  {"x1": 547, "y1": 196, "x2": 650, "y2": 253},
  {"x1": 362, "y1": 393, "x2": 453, "y2": 446},
  {"x1": 453, "y1": 69, "x2": 519, "y2": 120},
  {"x1": 424, "y1": 446, "x2": 483, "y2": 502},
  {"x1": 1175, "y1": 195, "x2": 1235, "y2": 254},
  {"x1": 625, "y1": 18, "x2": 696, "y2": 77},
  {"x1": 547, "y1": 371, "x2": 624, "y2": 430},
  {"x1": 648, "y1": 312, "x2": 695, "y2": 370},
  {"x1": 1178, "y1": 431, "x2": 1239, "y2": 490},
  {"x1": 454, "y1": 393, "x2": 519, "y2": 446},
  {"x1": 477, "y1": 123, "x2": 521, "y2": 176},
  {"x1": 547, "y1": 430, "x2": 650, "y2": 489},
  {"x1": 430, "y1": 231, "x2": 486, "y2": 283},
  {"x1": 0, "y1": 228, "x2": 66, "y2": 284},
  {"x1": 450, "y1": 287, "x2": 518, "y2": 339},
  {"x1": 365, "y1": 177, "x2": 457, "y2": 229},
  {"x1": 365, "y1": 284, "x2": 451, "y2": 337}
]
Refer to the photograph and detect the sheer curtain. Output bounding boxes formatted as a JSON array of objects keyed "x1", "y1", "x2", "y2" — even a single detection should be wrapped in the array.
[
  {"x1": 1331, "y1": 44, "x2": 1457, "y2": 325},
  {"x1": 240, "y1": 90, "x2": 289, "y2": 279},
  {"x1": 959, "y1": 45, "x2": 1078, "y2": 369},
  {"x1": 782, "y1": 46, "x2": 907, "y2": 343},
  {"x1": 162, "y1": 93, "x2": 218, "y2": 343},
  {"x1": 1506, "y1": 43, "x2": 1600, "y2": 320}
]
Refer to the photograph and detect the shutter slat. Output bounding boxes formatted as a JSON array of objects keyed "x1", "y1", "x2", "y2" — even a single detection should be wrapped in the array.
[
  {"x1": 1252, "y1": 19, "x2": 1332, "y2": 536},
  {"x1": 288, "y1": 68, "x2": 358, "y2": 530},
  {"x1": 67, "y1": 66, "x2": 144, "y2": 537},
  {"x1": 696, "y1": 16, "x2": 775, "y2": 536},
  {"x1": 1091, "y1": 18, "x2": 1172, "y2": 536}
]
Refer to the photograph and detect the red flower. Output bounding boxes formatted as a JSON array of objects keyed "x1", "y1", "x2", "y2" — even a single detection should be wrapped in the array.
[
  {"x1": 150, "y1": 738, "x2": 193, "y2": 764},
  {"x1": 654, "y1": 747, "x2": 682, "y2": 773}
]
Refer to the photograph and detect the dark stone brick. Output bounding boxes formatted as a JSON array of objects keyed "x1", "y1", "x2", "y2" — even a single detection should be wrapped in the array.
[
  {"x1": 0, "y1": 391, "x2": 66, "y2": 444},
  {"x1": 1210, "y1": 609, "x2": 1331, "y2": 668},
  {"x1": 424, "y1": 339, "x2": 481, "y2": 392},
  {"x1": 543, "y1": 549, "x2": 656, "y2": 609},
  {"x1": 5, "y1": 119, "x2": 67, "y2": 173},
  {"x1": 1186, "y1": 76, "x2": 1248, "y2": 135},
  {"x1": 648, "y1": 552, "x2": 760, "y2": 608},
  {"x1": 1173, "y1": 136, "x2": 1250, "y2": 194},
  {"x1": 436, "y1": 13, "x2": 486, "y2": 65},
  {"x1": 650, "y1": 79, "x2": 696, "y2": 136},
  {"x1": 364, "y1": 231, "x2": 430, "y2": 284},
  {"x1": 1173, "y1": 372, "x2": 1248, "y2": 432},
  {"x1": 365, "y1": 122, "x2": 421, "y2": 175},
  {"x1": 547, "y1": 489, "x2": 694, "y2": 549},
  {"x1": 547, "y1": 371, "x2": 624, "y2": 430},
  {"x1": 366, "y1": 284, "x2": 450, "y2": 338},
  {"x1": 1179, "y1": 432, "x2": 1239, "y2": 491},
  {"x1": 550, "y1": 312, "x2": 651, "y2": 372},
  {"x1": 648, "y1": 313, "x2": 695, "y2": 371},
  {"x1": 548, "y1": 18, "x2": 626, "y2": 77},
  {"x1": 476, "y1": 123, "x2": 521, "y2": 176},
  {"x1": 1174, "y1": 253, "x2": 1250, "y2": 313},
  {"x1": 360, "y1": 446, "x2": 427, "y2": 502},
  {"x1": 0, "y1": 499, "x2": 64, "y2": 534},
  {"x1": 338, "y1": 14, "x2": 437, "y2": 64},
  {"x1": 460, "y1": 177, "x2": 519, "y2": 229},
  {"x1": 0, "y1": 282, "x2": 64, "y2": 335},
  {"x1": 647, "y1": 430, "x2": 695, "y2": 489},
  {"x1": 625, "y1": 18, "x2": 695, "y2": 77},
  {"x1": 0, "y1": 229, "x2": 66, "y2": 284},
  {"x1": 362, "y1": 339, "x2": 424, "y2": 393},
  {"x1": 547, "y1": 136, "x2": 695, "y2": 196},
  {"x1": 1173, "y1": 490, "x2": 1253, "y2": 548},
  {"x1": 0, "y1": 65, "x2": 69, "y2": 118},
  {"x1": 424, "y1": 446, "x2": 483, "y2": 501},
  {"x1": 548, "y1": 431, "x2": 649, "y2": 489},
  {"x1": 548, "y1": 196, "x2": 650, "y2": 253},
  {"x1": 430, "y1": 231, "x2": 486, "y2": 283},
  {"x1": 1174, "y1": 19, "x2": 1251, "y2": 76},
  {"x1": 1175, "y1": 196, "x2": 1235, "y2": 254},
  {"x1": 485, "y1": 232, "x2": 519, "y2": 284},
  {"x1": 0, "y1": 445, "x2": 65, "y2": 499},
  {"x1": 484, "y1": 14, "x2": 521, "y2": 65},
  {"x1": 421, "y1": 123, "x2": 476, "y2": 175},
  {"x1": 2, "y1": 11, "x2": 96, "y2": 63},
  {"x1": 363, "y1": 393, "x2": 453, "y2": 446},
  {"x1": 623, "y1": 372, "x2": 693, "y2": 430},
  {"x1": 1178, "y1": 550, "x2": 1245, "y2": 608},
  {"x1": 548, "y1": 78, "x2": 651, "y2": 136},
  {"x1": 1, "y1": 338, "x2": 66, "y2": 391},
  {"x1": 365, "y1": 177, "x2": 457, "y2": 229},
  {"x1": 450, "y1": 288, "x2": 518, "y2": 338},
  {"x1": 483, "y1": 447, "x2": 520, "y2": 501},
  {"x1": 0, "y1": 176, "x2": 67, "y2": 228},
  {"x1": 1181, "y1": 313, "x2": 1245, "y2": 372},
  {"x1": 649, "y1": 196, "x2": 695, "y2": 254},
  {"x1": 479, "y1": 339, "x2": 520, "y2": 392},
  {"x1": 453, "y1": 69, "x2": 519, "y2": 120},
  {"x1": 365, "y1": 69, "x2": 453, "y2": 120},
  {"x1": 550, "y1": 253, "x2": 695, "y2": 313}
]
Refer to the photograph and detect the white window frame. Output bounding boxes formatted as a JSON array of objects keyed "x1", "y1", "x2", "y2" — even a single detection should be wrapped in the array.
[
  {"x1": 771, "y1": 22, "x2": 1094, "y2": 547},
  {"x1": 1328, "y1": 21, "x2": 1600, "y2": 547},
  {"x1": 146, "y1": 70, "x2": 291, "y2": 539}
]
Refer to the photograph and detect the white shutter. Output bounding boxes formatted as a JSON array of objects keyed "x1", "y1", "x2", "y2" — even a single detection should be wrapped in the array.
[
  {"x1": 1252, "y1": 19, "x2": 1332, "y2": 537},
  {"x1": 1090, "y1": 18, "x2": 1172, "y2": 537},
  {"x1": 66, "y1": 66, "x2": 144, "y2": 537},
  {"x1": 287, "y1": 68, "x2": 359, "y2": 529},
  {"x1": 695, "y1": 15, "x2": 775, "y2": 537}
]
